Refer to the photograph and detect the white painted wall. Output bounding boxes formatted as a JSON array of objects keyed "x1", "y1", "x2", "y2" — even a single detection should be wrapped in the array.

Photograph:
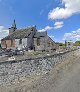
[
  {"x1": 15, "y1": 38, "x2": 28, "y2": 49},
  {"x1": 15, "y1": 30, "x2": 35, "y2": 50}
]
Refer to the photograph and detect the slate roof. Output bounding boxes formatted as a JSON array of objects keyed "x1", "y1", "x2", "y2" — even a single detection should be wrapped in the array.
[
  {"x1": 34, "y1": 31, "x2": 47, "y2": 38},
  {"x1": 1, "y1": 26, "x2": 36, "y2": 41},
  {"x1": 48, "y1": 36, "x2": 55, "y2": 43}
]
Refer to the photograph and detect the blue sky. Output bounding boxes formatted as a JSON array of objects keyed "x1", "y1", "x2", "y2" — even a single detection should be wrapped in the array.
[{"x1": 0, "y1": 0, "x2": 80, "y2": 43}]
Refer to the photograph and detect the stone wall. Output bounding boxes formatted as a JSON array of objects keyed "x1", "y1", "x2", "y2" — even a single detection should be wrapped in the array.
[
  {"x1": 33, "y1": 36, "x2": 57, "y2": 51},
  {"x1": 33, "y1": 37, "x2": 47, "y2": 51},
  {"x1": 1, "y1": 40, "x2": 15, "y2": 49},
  {"x1": 0, "y1": 49, "x2": 78, "y2": 87}
]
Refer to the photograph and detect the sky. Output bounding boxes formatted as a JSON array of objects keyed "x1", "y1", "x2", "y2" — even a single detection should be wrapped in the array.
[{"x1": 0, "y1": 0, "x2": 80, "y2": 43}]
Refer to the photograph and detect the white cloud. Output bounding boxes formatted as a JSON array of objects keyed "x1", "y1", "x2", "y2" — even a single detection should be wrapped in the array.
[
  {"x1": 49, "y1": 35, "x2": 54, "y2": 38},
  {"x1": 48, "y1": 0, "x2": 80, "y2": 20},
  {"x1": 63, "y1": 28, "x2": 80, "y2": 41},
  {"x1": 54, "y1": 21, "x2": 63, "y2": 26},
  {"x1": 54, "y1": 21, "x2": 64, "y2": 29},
  {"x1": 0, "y1": 26, "x2": 9, "y2": 34},
  {"x1": 38, "y1": 26, "x2": 53, "y2": 32},
  {"x1": 38, "y1": 22, "x2": 63, "y2": 32},
  {"x1": 54, "y1": 24, "x2": 63, "y2": 29},
  {"x1": 0, "y1": 26, "x2": 9, "y2": 40}
]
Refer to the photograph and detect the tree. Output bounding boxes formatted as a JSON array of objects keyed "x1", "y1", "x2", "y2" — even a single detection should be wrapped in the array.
[{"x1": 59, "y1": 43, "x2": 65, "y2": 46}]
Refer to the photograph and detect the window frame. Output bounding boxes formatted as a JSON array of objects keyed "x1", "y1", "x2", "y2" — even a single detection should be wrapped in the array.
[
  {"x1": 19, "y1": 39, "x2": 22, "y2": 45},
  {"x1": 37, "y1": 38, "x2": 40, "y2": 46}
]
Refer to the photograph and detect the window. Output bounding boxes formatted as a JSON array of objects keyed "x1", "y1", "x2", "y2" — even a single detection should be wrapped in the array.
[
  {"x1": 11, "y1": 40, "x2": 13, "y2": 46},
  {"x1": 37, "y1": 38, "x2": 40, "y2": 46},
  {"x1": 5, "y1": 41, "x2": 7, "y2": 48},
  {"x1": 19, "y1": 39, "x2": 22, "y2": 45}
]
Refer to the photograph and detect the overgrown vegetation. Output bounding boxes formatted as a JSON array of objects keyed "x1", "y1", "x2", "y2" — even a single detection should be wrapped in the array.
[
  {"x1": 59, "y1": 43, "x2": 65, "y2": 46},
  {"x1": 75, "y1": 41, "x2": 80, "y2": 44}
]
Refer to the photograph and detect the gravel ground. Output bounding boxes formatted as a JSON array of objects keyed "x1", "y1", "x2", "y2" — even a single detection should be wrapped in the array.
[
  {"x1": 28, "y1": 51, "x2": 80, "y2": 92},
  {"x1": 1, "y1": 49, "x2": 79, "y2": 92},
  {"x1": 0, "y1": 50, "x2": 80, "y2": 92}
]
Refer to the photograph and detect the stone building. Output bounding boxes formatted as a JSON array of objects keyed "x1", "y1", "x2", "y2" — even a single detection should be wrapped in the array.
[{"x1": 1, "y1": 20, "x2": 56, "y2": 51}]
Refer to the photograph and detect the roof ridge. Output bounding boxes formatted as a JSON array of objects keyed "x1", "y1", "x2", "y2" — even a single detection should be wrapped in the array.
[
  {"x1": 17, "y1": 26, "x2": 36, "y2": 30},
  {"x1": 1, "y1": 26, "x2": 36, "y2": 40}
]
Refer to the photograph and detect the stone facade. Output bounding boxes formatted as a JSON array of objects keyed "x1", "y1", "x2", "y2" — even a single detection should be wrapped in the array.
[
  {"x1": 1, "y1": 20, "x2": 56, "y2": 51},
  {"x1": 34, "y1": 36, "x2": 48, "y2": 51},
  {"x1": 34, "y1": 36, "x2": 56, "y2": 51},
  {"x1": 1, "y1": 40, "x2": 15, "y2": 49}
]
